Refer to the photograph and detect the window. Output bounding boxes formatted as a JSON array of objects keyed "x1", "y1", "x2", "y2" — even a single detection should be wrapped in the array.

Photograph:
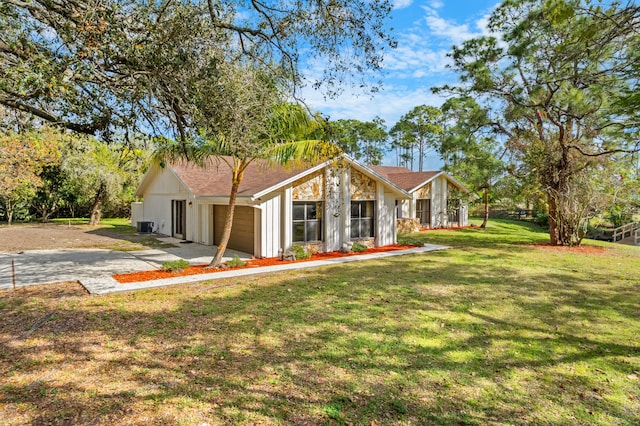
[
  {"x1": 351, "y1": 200, "x2": 375, "y2": 239},
  {"x1": 416, "y1": 199, "x2": 431, "y2": 226},
  {"x1": 293, "y1": 202, "x2": 323, "y2": 242},
  {"x1": 447, "y1": 199, "x2": 460, "y2": 225}
]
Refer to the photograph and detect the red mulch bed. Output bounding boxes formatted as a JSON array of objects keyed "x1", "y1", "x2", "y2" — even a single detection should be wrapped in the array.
[{"x1": 114, "y1": 244, "x2": 419, "y2": 284}]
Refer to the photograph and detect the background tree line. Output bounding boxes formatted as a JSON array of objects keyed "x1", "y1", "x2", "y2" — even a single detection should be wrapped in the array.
[{"x1": 0, "y1": 126, "x2": 146, "y2": 225}]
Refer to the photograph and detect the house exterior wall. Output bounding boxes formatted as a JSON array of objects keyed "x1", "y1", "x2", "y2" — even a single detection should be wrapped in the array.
[
  {"x1": 324, "y1": 166, "x2": 344, "y2": 252},
  {"x1": 137, "y1": 161, "x2": 407, "y2": 257},
  {"x1": 139, "y1": 167, "x2": 196, "y2": 237},
  {"x1": 292, "y1": 171, "x2": 324, "y2": 200},
  {"x1": 196, "y1": 204, "x2": 214, "y2": 245},
  {"x1": 258, "y1": 192, "x2": 282, "y2": 258},
  {"x1": 396, "y1": 175, "x2": 469, "y2": 231},
  {"x1": 350, "y1": 169, "x2": 376, "y2": 200},
  {"x1": 130, "y1": 202, "x2": 143, "y2": 227},
  {"x1": 277, "y1": 164, "x2": 400, "y2": 254},
  {"x1": 377, "y1": 185, "x2": 397, "y2": 246}
]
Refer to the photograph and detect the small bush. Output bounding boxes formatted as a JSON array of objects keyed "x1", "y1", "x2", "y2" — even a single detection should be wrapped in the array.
[
  {"x1": 225, "y1": 254, "x2": 247, "y2": 268},
  {"x1": 290, "y1": 245, "x2": 311, "y2": 260},
  {"x1": 351, "y1": 242, "x2": 368, "y2": 252},
  {"x1": 533, "y1": 213, "x2": 549, "y2": 228},
  {"x1": 161, "y1": 259, "x2": 190, "y2": 272}
]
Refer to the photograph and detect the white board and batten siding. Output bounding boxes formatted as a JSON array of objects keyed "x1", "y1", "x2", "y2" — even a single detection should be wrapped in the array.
[
  {"x1": 323, "y1": 166, "x2": 346, "y2": 252},
  {"x1": 377, "y1": 186, "x2": 398, "y2": 246},
  {"x1": 258, "y1": 192, "x2": 282, "y2": 258},
  {"x1": 139, "y1": 167, "x2": 196, "y2": 238}
]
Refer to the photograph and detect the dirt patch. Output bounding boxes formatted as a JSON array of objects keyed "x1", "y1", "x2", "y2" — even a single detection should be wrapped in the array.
[
  {"x1": 533, "y1": 243, "x2": 606, "y2": 254},
  {"x1": 0, "y1": 223, "x2": 169, "y2": 252},
  {"x1": 114, "y1": 244, "x2": 419, "y2": 283},
  {"x1": 0, "y1": 281, "x2": 88, "y2": 298}
]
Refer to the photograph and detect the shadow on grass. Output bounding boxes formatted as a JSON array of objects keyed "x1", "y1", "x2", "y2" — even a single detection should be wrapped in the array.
[
  {"x1": 86, "y1": 224, "x2": 176, "y2": 250},
  {"x1": 1, "y1": 245, "x2": 639, "y2": 424}
]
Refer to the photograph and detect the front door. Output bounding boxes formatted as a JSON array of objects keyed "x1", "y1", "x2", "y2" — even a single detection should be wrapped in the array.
[
  {"x1": 447, "y1": 199, "x2": 460, "y2": 227},
  {"x1": 172, "y1": 200, "x2": 187, "y2": 239}
]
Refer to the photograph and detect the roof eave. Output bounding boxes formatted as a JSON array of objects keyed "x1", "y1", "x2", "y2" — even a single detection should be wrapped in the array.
[
  {"x1": 407, "y1": 171, "x2": 444, "y2": 193},
  {"x1": 134, "y1": 163, "x2": 160, "y2": 198},
  {"x1": 250, "y1": 158, "x2": 337, "y2": 200}
]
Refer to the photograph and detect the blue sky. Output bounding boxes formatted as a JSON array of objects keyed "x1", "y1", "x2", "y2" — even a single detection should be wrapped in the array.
[{"x1": 301, "y1": 0, "x2": 500, "y2": 168}]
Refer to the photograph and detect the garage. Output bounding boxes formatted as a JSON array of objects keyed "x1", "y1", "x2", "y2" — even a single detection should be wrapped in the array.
[{"x1": 213, "y1": 205, "x2": 255, "y2": 255}]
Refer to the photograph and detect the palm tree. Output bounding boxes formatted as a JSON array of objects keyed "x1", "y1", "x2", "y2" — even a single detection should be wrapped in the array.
[{"x1": 154, "y1": 103, "x2": 341, "y2": 267}]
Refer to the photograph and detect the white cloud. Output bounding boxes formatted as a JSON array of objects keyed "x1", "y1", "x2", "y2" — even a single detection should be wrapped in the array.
[
  {"x1": 297, "y1": 1, "x2": 502, "y2": 149},
  {"x1": 424, "y1": 15, "x2": 477, "y2": 44},
  {"x1": 301, "y1": 82, "x2": 446, "y2": 124},
  {"x1": 393, "y1": 0, "x2": 413, "y2": 9},
  {"x1": 419, "y1": 2, "x2": 499, "y2": 45}
]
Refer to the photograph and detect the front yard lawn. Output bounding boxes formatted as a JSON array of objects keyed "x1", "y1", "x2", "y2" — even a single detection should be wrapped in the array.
[{"x1": 1, "y1": 219, "x2": 638, "y2": 425}]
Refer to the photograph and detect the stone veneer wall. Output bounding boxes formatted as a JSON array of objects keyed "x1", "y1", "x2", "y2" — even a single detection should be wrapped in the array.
[
  {"x1": 353, "y1": 237, "x2": 375, "y2": 248},
  {"x1": 397, "y1": 218, "x2": 420, "y2": 234},
  {"x1": 350, "y1": 169, "x2": 376, "y2": 200},
  {"x1": 415, "y1": 183, "x2": 431, "y2": 199},
  {"x1": 293, "y1": 241, "x2": 324, "y2": 254},
  {"x1": 292, "y1": 171, "x2": 324, "y2": 201}
]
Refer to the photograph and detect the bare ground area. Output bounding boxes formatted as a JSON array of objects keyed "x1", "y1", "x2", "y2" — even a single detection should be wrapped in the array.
[{"x1": 0, "y1": 222, "x2": 172, "y2": 252}]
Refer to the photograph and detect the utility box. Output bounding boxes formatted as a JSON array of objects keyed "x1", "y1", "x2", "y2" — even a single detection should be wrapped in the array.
[{"x1": 137, "y1": 221, "x2": 154, "y2": 233}]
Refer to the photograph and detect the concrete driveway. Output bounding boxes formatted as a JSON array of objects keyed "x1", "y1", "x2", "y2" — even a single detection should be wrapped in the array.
[{"x1": 0, "y1": 237, "x2": 250, "y2": 290}]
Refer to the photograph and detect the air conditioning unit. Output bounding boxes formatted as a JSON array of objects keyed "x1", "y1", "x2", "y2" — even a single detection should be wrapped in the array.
[{"x1": 136, "y1": 221, "x2": 154, "y2": 233}]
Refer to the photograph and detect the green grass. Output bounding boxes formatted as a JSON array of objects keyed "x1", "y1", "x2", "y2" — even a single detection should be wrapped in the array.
[{"x1": 0, "y1": 219, "x2": 638, "y2": 425}]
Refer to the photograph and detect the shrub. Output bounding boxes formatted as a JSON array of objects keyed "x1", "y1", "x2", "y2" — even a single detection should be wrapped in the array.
[
  {"x1": 290, "y1": 245, "x2": 311, "y2": 260},
  {"x1": 161, "y1": 259, "x2": 190, "y2": 272},
  {"x1": 351, "y1": 242, "x2": 368, "y2": 252},
  {"x1": 226, "y1": 254, "x2": 247, "y2": 268},
  {"x1": 533, "y1": 213, "x2": 549, "y2": 228}
]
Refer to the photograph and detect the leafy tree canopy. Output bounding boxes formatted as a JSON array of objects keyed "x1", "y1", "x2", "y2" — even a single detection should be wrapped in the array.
[
  {"x1": 0, "y1": 0, "x2": 395, "y2": 140},
  {"x1": 0, "y1": 128, "x2": 62, "y2": 224}
]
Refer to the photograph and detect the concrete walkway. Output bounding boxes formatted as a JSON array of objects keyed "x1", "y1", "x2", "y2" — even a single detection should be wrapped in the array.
[
  {"x1": 1, "y1": 240, "x2": 449, "y2": 295},
  {"x1": 82, "y1": 244, "x2": 450, "y2": 294},
  {"x1": 0, "y1": 236, "x2": 250, "y2": 291}
]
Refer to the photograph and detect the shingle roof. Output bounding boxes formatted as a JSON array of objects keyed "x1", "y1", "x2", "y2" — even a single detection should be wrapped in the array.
[
  {"x1": 368, "y1": 165, "x2": 413, "y2": 175},
  {"x1": 170, "y1": 157, "x2": 312, "y2": 197},
  {"x1": 369, "y1": 166, "x2": 441, "y2": 192}
]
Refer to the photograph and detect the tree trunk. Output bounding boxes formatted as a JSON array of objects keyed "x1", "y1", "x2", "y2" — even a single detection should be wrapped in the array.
[
  {"x1": 39, "y1": 201, "x2": 55, "y2": 223},
  {"x1": 547, "y1": 191, "x2": 560, "y2": 245},
  {"x1": 480, "y1": 187, "x2": 489, "y2": 229},
  {"x1": 208, "y1": 166, "x2": 245, "y2": 268},
  {"x1": 6, "y1": 199, "x2": 13, "y2": 225},
  {"x1": 89, "y1": 181, "x2": 106, "y2": 226}
]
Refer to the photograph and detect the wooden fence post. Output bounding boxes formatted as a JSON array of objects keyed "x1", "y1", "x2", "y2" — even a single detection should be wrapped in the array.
[{"x1": 12, "y1": 259, "x2": 16, "y2": 290}]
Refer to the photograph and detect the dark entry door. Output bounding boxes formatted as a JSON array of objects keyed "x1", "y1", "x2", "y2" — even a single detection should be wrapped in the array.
[
  {"x1": 416, "y1": 199, "x2": 431, "y2": 226},
  {"x1": 447, "y1": 199, "x2": 460, "y2": 226},
  {"x1": 172, "y1": 200, "x2": 187, "y2": 239}
]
